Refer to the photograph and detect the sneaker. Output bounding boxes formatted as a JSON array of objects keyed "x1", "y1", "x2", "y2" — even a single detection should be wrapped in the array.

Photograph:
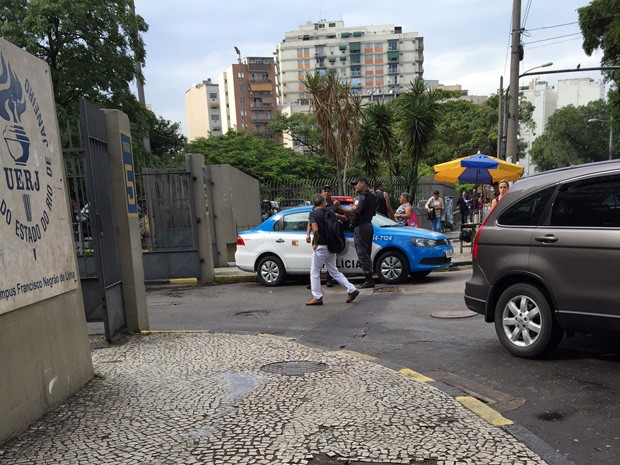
[
  {"x1": 305, "y1": 297, "x2": 323, "y2": 306},
  {"x1": 346, "y1": 289, "x2": 360, "y2": 303}
]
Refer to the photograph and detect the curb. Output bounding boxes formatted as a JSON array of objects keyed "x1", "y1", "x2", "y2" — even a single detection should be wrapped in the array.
[
  {"x1": 312, "y1": 344, "x2": 571, "y2": 465},
  {"x1": 145, "y1": 277, "x2": 198, "y2": 285}
]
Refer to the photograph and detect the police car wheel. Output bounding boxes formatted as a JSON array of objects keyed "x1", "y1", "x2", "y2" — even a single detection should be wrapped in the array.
[
  {"x1": 376, "y1": 250, "x2": 409, "y2": 284},
  {"x1": 257, "y1": 255, "x2": 286, "y2": 286}
]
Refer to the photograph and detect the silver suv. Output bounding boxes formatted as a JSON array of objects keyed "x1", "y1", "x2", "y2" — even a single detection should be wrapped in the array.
[{"x1": 465, "y1": 160, "x2": 620, "y2": 358}]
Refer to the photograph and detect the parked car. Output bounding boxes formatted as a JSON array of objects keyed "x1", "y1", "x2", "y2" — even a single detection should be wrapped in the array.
[
  {"x1": 235, "y1": 205, "x2": 453, "y2": 286},
  {"x1": 465, "y1": 160, "x2": 620, "y2": 358},
  {"x1": 279, "y1": 199, "x2": 311, "y2": 210},
  {"x1": 260, "y1": 200, "x2": 280, "y2": 221}
]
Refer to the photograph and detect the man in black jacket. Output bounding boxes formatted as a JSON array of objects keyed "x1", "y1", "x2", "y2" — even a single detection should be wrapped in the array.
[{"x1": 340, "y1": 177, "x2": 377, "y2": 289}]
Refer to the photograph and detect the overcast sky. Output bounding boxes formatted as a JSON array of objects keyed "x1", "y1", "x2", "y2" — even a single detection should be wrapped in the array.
[{"x1": 133, "y1": 0, "x2": 604, "y2": 136}]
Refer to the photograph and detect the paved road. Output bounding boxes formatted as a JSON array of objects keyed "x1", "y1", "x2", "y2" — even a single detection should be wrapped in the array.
[{"x1": 145, "y1": 267, "x2": 620, "y2": 465}]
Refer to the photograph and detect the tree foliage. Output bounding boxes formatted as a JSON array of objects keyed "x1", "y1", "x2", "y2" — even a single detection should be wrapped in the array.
[
  {"x1": 579, "y1": 0, "x2": 620, "y2": 147},
  {"x1": 147, "y1": 114, "x2": 187, "y2": 167},
  {"x1": 358, "y1": 101, "x2": 397, "y2": 181},
  {"x1": 394, "y1": 78, "x2": 445, "y2": 192},
  {"x1": 0, "y1": 0, "x2": 157, "y2": 170},
  {"x1": 0, "y1": 0, "x2": 148, "y2": 123},
  {"x1": 185, "y1": 130, "x2": 335, "y2": 184},
  {"x1": 267, "y1": 112, "x2": 323, "y2": 156},
  {"x1": 303, "y1": 70, "x2": 361, "y2": 193},
  {"x1": 529, "y1": 99, "x2": 611, "y2": 171}
]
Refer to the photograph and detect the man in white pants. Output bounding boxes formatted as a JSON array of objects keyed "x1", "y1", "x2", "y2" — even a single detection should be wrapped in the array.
[{"x1": 306, "y1": 195, "x2": 360, "y2": 306}]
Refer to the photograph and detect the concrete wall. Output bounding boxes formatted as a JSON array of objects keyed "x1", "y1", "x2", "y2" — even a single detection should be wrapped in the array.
[
  {"x1": 0, "y1": 37, "x2": 93, "y2": 444},
  {"x1": 205, "y1": 164, "x2": 261, "y2": 266},
  {"x1": 0, "y1": 293, "x2": 93, "y2": 443}
]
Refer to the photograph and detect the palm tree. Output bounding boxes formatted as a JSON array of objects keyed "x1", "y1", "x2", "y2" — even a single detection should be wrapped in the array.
[
  {"x1": 396, "y1": 78, "x2": 444, "y2": 193},
  {"x1": 303, "y1": 71, "x2": 361, "y2": 194},
  {"x1": 361, "y1": 101, "x2": 397, "y2": 181},
  {"x1": 357, "y1": 119, "x2": 381, "y2": 178}
]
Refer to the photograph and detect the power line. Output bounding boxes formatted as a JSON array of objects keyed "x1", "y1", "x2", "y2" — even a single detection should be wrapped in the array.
[
  {"x1": 526, "y1": 36, "x2": 581, "y2": 50},
  {"x1": 523, "y1": 32, "x2": 582, "y2": 45},
  {"x1": 526, "y1": 21, "x2": 578, "y2": 31}
]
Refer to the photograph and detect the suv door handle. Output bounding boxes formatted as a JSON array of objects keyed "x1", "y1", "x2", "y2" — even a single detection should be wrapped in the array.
[
  {"x1": 535, "y1": 234, "x2": 558, "y2": 243},
  {"x1": 275, "y1": 238, "x2": 285, "y2": 243}
]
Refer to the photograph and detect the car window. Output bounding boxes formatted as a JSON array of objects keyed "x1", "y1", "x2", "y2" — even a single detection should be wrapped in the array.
[
  {"x1": 280, "y1": 211, "x2": 310, "y2": 232},
  {"x1": 550, "y1": 175, "x2": 620, "y2": 228},
  {"x1": 498, "y1": 186, "x2": 555, "y2": 226}
]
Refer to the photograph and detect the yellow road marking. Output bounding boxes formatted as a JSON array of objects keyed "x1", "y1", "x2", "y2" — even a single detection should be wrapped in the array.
[
  {"x1": 456, "y1": 396, "x2": 514, "y2": 426},
  {"x1": 400, "y1": 368, "x2": 434, "y2": 383},
  {"x1": 337, "y1": 350, "x2": 376, "y2": 361},
  {"x1": 169, "y1": 278, "x2": 197, "y2": 284}
]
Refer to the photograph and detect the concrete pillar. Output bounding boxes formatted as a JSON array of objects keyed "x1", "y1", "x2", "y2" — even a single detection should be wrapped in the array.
[
  {"x1": 185, "y1": 154, "x2": 215, "y2": 284},
  {"x1": 102, "y1": 110, "x2": 149, "y2": 330}
]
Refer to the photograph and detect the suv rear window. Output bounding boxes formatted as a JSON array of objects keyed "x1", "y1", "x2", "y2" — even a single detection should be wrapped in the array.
[
  {"x1": 550, "y1": 175, "x2": 620, "y2": 228},
  {"x1": 498, "y1": 186, "x2": 555, "y2": 226}
]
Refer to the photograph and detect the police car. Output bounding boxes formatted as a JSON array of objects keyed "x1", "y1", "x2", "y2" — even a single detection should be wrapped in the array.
[{"x1": 235, "y1": 205, "x2": 453, "y2": 286}]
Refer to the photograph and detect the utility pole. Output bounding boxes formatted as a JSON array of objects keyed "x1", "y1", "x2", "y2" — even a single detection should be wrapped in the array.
[
  {"x1": 497, "y1": 76, "x2": 504, "y2": 158},
  {"x1": 506, "y1": 0, "x2": 521, "y2": 162}
]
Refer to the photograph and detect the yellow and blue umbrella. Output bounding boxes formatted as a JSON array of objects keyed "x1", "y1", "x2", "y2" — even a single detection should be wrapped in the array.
[{"x1": 433, "y1": 152, "x2": 524, "y2": 184}]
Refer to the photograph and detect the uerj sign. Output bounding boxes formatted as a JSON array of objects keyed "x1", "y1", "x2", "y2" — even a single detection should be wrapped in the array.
[{"x1": 0, "y1": 38, "x2": 78, "y2": 315}]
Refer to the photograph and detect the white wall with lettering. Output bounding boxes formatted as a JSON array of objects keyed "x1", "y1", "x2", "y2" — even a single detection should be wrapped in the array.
[{"x1": 0, "y1": 38, "x2": 78, "y2": 314}]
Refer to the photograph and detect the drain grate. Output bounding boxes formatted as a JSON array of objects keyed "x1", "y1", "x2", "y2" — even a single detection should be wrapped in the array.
[
  {"x1": 260, "y1": 361, "x2": 328, "y2": 376},
  {"x1": 373, "y1": 286, "x2": 400, "y2": 294},
  {"x1": 235, "y1": 309, "x2": 269, "y2": 317}
]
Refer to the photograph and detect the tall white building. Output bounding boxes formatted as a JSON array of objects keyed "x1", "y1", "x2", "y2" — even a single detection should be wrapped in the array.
[
  {"x1": 521, "y1": 77, "x2": 605, "y2": 175},
  {"x1": 275, "y1": 20, "x2": 424, "y2": 106},
  {"x1": 184, "y1": 79, "x2": 222, "y2": 141}
]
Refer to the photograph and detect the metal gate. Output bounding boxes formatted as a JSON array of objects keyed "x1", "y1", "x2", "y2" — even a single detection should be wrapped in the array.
[{"x1": 80, "y1": 99, "x2": 125, "y2": 342}]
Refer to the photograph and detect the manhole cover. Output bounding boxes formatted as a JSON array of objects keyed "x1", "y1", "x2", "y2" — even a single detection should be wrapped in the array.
[
  {"x1": 260, "y1": 361, "x2": 328, "y2": 376},
  {"x1": 431, "y1": 310, "x2": 478, "y2": 319},
  {"x1": 235, "y1": 309, "x2": 269, "y2": 317}
]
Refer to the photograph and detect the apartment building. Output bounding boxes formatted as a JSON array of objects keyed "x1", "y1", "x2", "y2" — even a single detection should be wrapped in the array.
[
  {"x1": 521, "y1": 77, "x2": 605, "y2": 175},
  {"x1": 219, "y1": 57, "x2": 280, "y2": 142},
  {"x1": 184, "y1": 79, "x2": 222, "y2": 141},
  {"x1": 275, "y1": 20, "x2": 424, "y2": 106}
]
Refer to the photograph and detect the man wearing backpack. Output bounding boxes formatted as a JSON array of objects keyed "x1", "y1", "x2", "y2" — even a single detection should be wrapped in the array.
[
  {"x1": 340, "y1": 176, "x2": 377, "y2": 289},
  {"x1": 306, "y1": 195, "x2": 360, "y2": 306},
  {"x1": 306, "y1": 185, "x2": 338, "y2": 287}
]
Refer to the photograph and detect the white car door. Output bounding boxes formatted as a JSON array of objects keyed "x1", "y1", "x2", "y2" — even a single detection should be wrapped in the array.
[{"x1": 272, "y1": 211, "x2": 313, "y2": 273}]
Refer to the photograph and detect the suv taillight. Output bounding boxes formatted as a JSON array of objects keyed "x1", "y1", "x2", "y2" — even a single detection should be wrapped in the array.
[
  {"x1": 472, "y1": 214, "x2": 491, "y2": 260},
  {"x1": 236, "y1": 236, "x2": 245, "y2": 246}
]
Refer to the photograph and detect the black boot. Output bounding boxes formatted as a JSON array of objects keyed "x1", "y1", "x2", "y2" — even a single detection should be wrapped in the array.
[{"x1": 358, "y1": 274, "x2": 375, "y2": 289}]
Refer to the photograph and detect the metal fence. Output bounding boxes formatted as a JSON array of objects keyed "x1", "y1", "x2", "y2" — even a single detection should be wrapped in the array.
[{"x1": 260, "y1": 176, "x2": 415, "y2": 206}]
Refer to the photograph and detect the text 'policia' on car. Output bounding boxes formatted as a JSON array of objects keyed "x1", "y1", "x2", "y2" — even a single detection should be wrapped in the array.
[
  {"x1": 235, "y1": 206, "x2": 453, "y2": 286},
  {"x1": 465, "y1": 159, "x2": 620, "y2": 358}
]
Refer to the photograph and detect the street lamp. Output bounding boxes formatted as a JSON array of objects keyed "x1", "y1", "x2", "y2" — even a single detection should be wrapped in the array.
[
  {"x1": 588, "y1": 118, "x2": 614, "y2": 160},
  {"x1": 500, "y1": 62, "x2": 553, "y2": 161}
]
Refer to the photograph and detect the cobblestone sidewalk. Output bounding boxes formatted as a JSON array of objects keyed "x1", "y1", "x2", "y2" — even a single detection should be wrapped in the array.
[{"x1": 0, "y1": 332, "x2": 545, "y2": 465}]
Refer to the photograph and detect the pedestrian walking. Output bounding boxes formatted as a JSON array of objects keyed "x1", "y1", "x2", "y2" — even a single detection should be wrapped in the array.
[
  {"x1": 340, "y1": 177, "x2": 377, "y2": 289},
  {"x1": 306, "y1": 185, "x2": 338, "y2": 287},
  {"x1": 306, "y1": 195, "x2": 360, "y2": 306},
  {"x1": 374, "y1": 182, "x2": 394, "y2": 219},
  {"x1": 425, "y1": 190, "x2": 444, "y2": 233}
]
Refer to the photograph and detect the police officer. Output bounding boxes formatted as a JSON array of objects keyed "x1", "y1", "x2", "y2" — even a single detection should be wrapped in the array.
[{"x1": 340, "y1": 176, "x2": 376, "y2": 289}]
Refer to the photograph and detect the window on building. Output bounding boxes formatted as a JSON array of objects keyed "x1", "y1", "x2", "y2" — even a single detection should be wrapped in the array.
[
  {"x1": 388, "y1": 63, "x2": 398, "y2": 74},
  {"x1": 211, "y1": 114, "x2": 219, "y2": 121},
  {"x1": 209, "y1": 93, "x2": 217, "y2": 99},
  {"x1": 388, "y1": 40, "x2": 398, "y2": 51}
]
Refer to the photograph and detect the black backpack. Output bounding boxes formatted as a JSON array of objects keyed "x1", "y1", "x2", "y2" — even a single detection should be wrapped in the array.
[{"x1": 324, "y1": 209, "x2": 346, "y2": 254}]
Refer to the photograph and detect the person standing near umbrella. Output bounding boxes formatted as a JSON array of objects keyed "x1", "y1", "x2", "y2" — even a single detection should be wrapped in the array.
[
  {"x1": 491, "y1": 180, "x2": 510, "y2": 209},
  {"x1": 425, "y1": 191, "x2": 444, "y2": 232}
]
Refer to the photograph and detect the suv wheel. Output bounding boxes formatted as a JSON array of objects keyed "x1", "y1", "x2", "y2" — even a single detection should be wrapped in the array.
[
  {"x1": 257, "y1": 255, "x2": 286, "y2": 286},
  {"x1": 494, "y1": 283, "x2": 564, "y2": 358}
]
